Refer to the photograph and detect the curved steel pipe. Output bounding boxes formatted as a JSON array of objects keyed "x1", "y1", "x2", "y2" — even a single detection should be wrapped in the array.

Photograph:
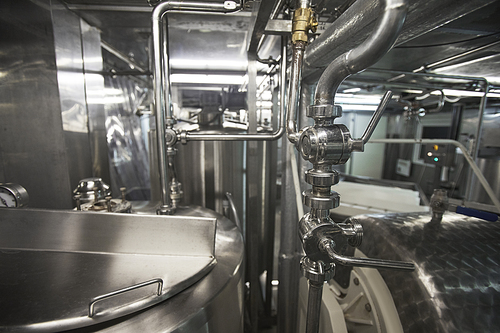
[
  {"x1": 286, "y1": 41, "x2": 306, "y2": 144},
  {"x1": 225, "y1": 192, "x2": 243, "y2": 234},
  {"x1": 179, "y1": 36, "x2": 287, "y2": 142},
  {"x1": 313, "y1": 0, "x2": 407, "y2": 105},
  {"x1": 152, "y1": 0, "x2": 242, "y2": 211}
]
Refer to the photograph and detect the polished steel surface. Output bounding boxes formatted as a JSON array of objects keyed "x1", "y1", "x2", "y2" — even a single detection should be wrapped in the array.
[
  {"x1": 73, "y1": 177, "x2": 112, "y2": 202},
  {"x1": 53, "y1": 3, "x2": 95, "y2": 191},
  {"x1": 152, "y1": 1, "x2": 243, "y2": 211},
  {"x1": 175, "y1": 139, "x2": 244, "y2": 216},
  {"x1": 0, "y1": 208, "x2": 217, "y2": 332},
  {"x1": 286, "y1": 41, "x2": 306, "y2": 144},
  {"x1": 103, "y1": 75, "x2": 151, "y2": 199},
  {"x1": 81, "y1": 20, "x2": 112, "y2": 185},
  {"x1": 78, "y1": 205, "x2": 245, "y2": 333},
  {"x1": 357, "y1": 211, "x2": 500, "y2": 332},
  {"x1": 0, "y1": 0, "x2": 73, "y2": 209}
]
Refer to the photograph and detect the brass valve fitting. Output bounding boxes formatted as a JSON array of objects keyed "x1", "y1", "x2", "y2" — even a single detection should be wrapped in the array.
[{"x1": 292, "y1": 7, "x2": 318, "y2": 44}]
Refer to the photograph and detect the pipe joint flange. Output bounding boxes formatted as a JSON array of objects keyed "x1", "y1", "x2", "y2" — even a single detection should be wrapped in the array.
[
  {"x1": 166, "y1": 147, "x2": 177, "y2": 156},
  {"x1": 305, "y1": 169, "x2": 340, "y2": 187},
  {"x1": 157, "y1": 204, "x2": 176, "y2": 215},
  {"x1": 307, "y1": 104, "x2": 342, "y2": 120},
  {"x1": 339, "y1": 218, "x2": 363, "y2": 248},
  {"x1": 179, "y1": 131, "x2": 188, "y2": 145},
  {"x1": 300, "y1": 257, "x2": 335, "y2": 283},
  {"x1": 165, "y1": 128, "x2": 178, "y2": 146},
  {"x1": 303, "y1": 189, "x2": 340, "y2": 210}
]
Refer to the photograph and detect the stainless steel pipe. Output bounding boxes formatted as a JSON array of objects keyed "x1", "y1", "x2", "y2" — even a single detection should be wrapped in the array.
[
  {"x1": 313, "y1": 0, "x2": 407, "y2": 105},
  {"x1": 179, "y1": 36, "x2": 287, "y2": 142},
  {"x1": 305, "y1": 280, "x2": 323, "y2": 333},
  {"x1": 286, "y1": 41, "x2": 306, "y2": 144},
  {"x1": 152, "y1": 0, "x2": 242, "y2": 211},
  {"x1": 303, "y1": 0, "x2": 497, "y2": 81}
]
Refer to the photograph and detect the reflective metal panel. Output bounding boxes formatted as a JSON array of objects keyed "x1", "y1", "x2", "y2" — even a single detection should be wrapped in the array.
[
  {"x1": 0, "y1": 208, "x2": 217, "y2": 332},
  {"x1": 52, "y1": 2, "x2": 94, "y2": 191},
  {"x1": 81, "y1": 19, "x2": 112, "y2": 184},
  {"x1": 71, "y1": 205, "x2": 245, "y2": 333},
  {"x1": 104, "y1": 76, "x2": 151, "y2": 199},
  {"x1": 0, "y1": 0, "x2": 73, "y2": 208},
  {"x1": 357, "y1": 212, "x2": 500, "y2": 333}
]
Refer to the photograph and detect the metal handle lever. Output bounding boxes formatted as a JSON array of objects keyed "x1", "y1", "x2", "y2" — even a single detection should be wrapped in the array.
[
  {"x1": 321, "y1": 239, "x2": 415, "y2": 271},
  {"x1": 352, "y1": 90, "x2": 393, "y2": 152},
  {"x1": 89, "y1": 278, "x2": 163, "y2": 317}
]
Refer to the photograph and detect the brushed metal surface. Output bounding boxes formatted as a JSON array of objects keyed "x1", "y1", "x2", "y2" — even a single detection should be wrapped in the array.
[
  {"x1": 0, "y1": 208, "x2": 217, "y2": 332},
  {"x1": 103, "y1": 76, "x2": 151, "y2": 199},
  {"x1": 76, "y1": 205, "x2": 245, "y2": 333},
  {"x1": 52, "y1": 3, "x2": 94, "y2": 191},
  {"x1": 81, "y1": 19, "x2": 111, "y2": 185},
  {"x1": 0, "y1": 0, "x2": 74, "y2": 208},
  {"x1": 356, "y1": 212, "x2": 500, "y2": 333}
]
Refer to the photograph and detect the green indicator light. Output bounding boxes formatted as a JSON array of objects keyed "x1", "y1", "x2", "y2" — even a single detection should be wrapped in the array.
[{"x1": 434, "y1": 157, "x2": 439, "y2": 162}]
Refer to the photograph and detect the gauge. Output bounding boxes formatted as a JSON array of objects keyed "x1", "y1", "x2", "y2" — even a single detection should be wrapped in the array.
[{"x1": 0, "y1": 183, "x2": 29, "y2": 208}]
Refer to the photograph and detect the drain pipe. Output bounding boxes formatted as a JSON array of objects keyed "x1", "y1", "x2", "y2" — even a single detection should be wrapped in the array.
[
  {"x1": 313, "y1": 0, "x2": 407, "y2": 105},
  {"x1": 286, "y1": 0, "x2": 317, "y2": 144},
  {"x1": 152, "y1": 0, "x2": 242, "y2": 214}
]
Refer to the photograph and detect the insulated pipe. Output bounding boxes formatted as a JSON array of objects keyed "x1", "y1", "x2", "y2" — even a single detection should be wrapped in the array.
[
  {"x1": 314, "y1": 0, "x2": 407, "y2": 105},
  {"x1": 303, "y1": 0, "x2": 497, "y2": 81},
  {"x1": 369, "y1": 138, "x2": 500, "y2": 213},
  {"x1": 179, "y1": 36, "x2": 287, "y2": 141},
  {"x1": 152, "y1": 0, "x2": 242, "y2": 211}
]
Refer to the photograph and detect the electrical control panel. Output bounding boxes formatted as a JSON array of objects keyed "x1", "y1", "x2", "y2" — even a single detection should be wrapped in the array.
[{"x1": 424, "y1": 143, "x2": 455, "y2": 167}]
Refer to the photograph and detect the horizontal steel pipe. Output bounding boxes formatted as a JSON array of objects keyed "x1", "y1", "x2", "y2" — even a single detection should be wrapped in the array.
[
  {"x1": 178, "y1": 36, "x2": 287, "y2": 142},
  {"x1": 152, "y1": 0, "x2": 242, "y2": 210}
]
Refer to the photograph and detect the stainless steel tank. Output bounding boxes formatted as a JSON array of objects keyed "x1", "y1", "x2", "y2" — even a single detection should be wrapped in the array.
[
  {"x1": 0, "y1": 206, "x2": 244, "y2": 333},
  {"x1": 175, "y1": 131, "x2": 245, "y2": 217},
  {"x1": 356, "y1": 211, "x2": 500, "y2": 333}
]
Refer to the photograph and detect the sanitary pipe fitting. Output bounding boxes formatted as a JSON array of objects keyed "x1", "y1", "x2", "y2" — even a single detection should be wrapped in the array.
[
  {"x1": 304, "y1": 169, "x2": 339, "y2": 187},
  {"x1": 299, "y1": 124, "x2": 353, "y2": 165},
  {"x1": 300, "y1": 257, "x2": 335, "y2": 282},
  {"x1": 299, "y1": 213, "x2": 349, "y2": 262},
  {"x1": 430, "y1": 189, "x2": 449, "y2": 223}
]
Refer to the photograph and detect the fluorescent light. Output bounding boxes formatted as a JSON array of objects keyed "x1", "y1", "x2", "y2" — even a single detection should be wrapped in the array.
[
  {"x1": 431, "y1": 89, "x2": 500, "y2": 98},
  {"x1": 336, "y1": 93, "x2": 383, "y2": 105},
  {"x1": 170, "y1": 59, "x2": 247, "y2": 71},
  {"x1": 340, "y1": 104, "x2": 378, "y2": 111},
  {"x1": 171, "y1": 74, "x2": 247, "y2": 85},
  {"x1": 403, "y1": 89, "x2": 424, "y2": 94},
  {"x1": 342, "y1": 87, "x2": 361, "y2": 93}
]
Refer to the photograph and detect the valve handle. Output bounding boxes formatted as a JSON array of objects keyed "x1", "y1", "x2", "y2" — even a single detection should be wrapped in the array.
[
  {"x1": 320, "y1": 238, "x2": 415, "y2": 271},
  {"x1": 352, "y1": 90, "x2": 393, "y2": 152}
]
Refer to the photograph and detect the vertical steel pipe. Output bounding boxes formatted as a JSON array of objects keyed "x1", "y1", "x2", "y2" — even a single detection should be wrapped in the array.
[
  {"x1": 286, "y1": 41, "x2": 306, "y2": 144},
  {"x1": 151, "y1": 1, "x2": 242, "y2": 211},
  {"x1": 305, "y1": 280, "x2": 324, "y2": 333}
]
